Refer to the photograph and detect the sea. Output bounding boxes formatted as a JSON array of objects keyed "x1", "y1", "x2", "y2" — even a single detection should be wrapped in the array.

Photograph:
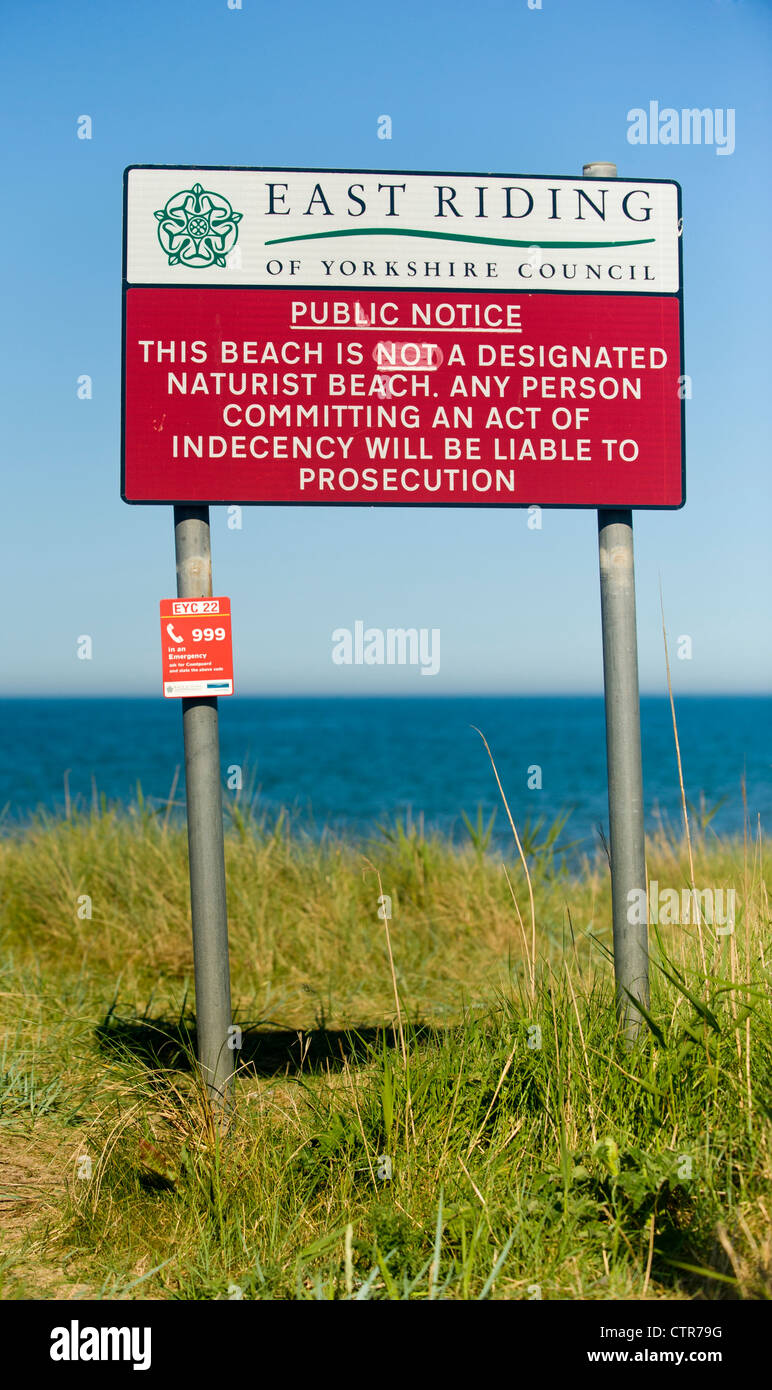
[{"x1": 1, "y1": 696, "x2": 768, "y2": 861}]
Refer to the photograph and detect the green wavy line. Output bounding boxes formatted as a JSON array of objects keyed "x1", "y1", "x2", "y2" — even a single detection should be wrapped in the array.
[{"x1": 264, "y1": 226, "x2": 655, "y2": 250}]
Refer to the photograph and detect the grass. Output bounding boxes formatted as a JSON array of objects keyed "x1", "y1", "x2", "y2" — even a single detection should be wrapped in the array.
[{"x1": 0, "y1": 782, "x2": 769, "y2": 1300}]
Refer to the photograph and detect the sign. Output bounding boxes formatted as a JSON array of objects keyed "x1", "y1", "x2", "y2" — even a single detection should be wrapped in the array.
[
  {"x1": 160, "y1": 596, "x2": 233, "y2": 697},
  {"x1": 123, "y1": 167, "x2": 684, "y2": 508}
]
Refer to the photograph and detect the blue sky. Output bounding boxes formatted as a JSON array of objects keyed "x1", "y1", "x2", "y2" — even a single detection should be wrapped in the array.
[{"x1": 1, "y1": 0, "x2": 769, "y2": 695}]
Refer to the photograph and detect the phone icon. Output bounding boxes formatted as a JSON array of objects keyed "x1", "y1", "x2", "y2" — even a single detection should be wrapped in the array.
[{"x1": 166, "y1": 623, "x2": 185, "y2": 644}]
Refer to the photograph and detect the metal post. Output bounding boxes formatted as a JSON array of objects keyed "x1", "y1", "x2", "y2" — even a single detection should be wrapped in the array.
[
  {"x1": 584, "y1": 161, "x2": 650, "y2": 1042},
  {"x1": 173, "y1": 505, "x2": 234, "y2": 1108}
]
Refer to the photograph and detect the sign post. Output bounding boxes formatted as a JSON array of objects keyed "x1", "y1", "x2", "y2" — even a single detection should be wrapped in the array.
[
  {"x1": 585, "y1": 161, "x2": 650, "y2": 1043},
  {"x1": 173, "y1": 506, "x2": 233, "y2": 1111},
  {"x1": 596, "y1": 507, "x2": 649, "y2": 1039}
]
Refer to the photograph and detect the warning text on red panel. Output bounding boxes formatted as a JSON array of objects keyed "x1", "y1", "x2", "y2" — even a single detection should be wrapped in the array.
[{"x1": 126, "y1": 290, "x2": 683, "y2": 507}]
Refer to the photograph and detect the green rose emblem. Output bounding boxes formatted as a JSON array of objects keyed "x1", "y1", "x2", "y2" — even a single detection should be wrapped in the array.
[{"x1": 154, "y1": 183, "x2": 242, "y2": 268}]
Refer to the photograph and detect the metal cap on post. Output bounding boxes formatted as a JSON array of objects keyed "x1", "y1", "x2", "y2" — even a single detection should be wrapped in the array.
[
  {"x1": 585, "y1": 159, "x2": 650, "y2": 1044},
  {"x1": 174, "y1": 505, "x2": 234, "y2": 1112},
  {"x1": 582, "y1": 161, "x2": 618, "y2": 179}
]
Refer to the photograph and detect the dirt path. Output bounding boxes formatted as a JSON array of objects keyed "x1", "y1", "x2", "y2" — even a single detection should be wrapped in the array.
[{"x1": 0, "y1": 1124, "x2": 94, "y2": 1299}]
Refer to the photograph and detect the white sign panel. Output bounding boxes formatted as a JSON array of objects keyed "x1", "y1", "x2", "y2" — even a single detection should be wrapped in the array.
[{"x1": 125, "y1": 166, "x2": 681, "y2": 294}]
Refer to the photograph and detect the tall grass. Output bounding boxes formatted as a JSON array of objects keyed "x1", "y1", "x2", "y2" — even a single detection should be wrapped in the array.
[{"x1": 0, "y1": 781, "x2": 769, "y2": 1299}]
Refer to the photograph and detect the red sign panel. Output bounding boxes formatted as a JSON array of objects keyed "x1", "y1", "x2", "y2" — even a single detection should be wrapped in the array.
[
  {"x1": 125, "y1": 288, "x2": 683, "y2": 508},
  {"x1": 160, "y1": 597, "x2": 234, "y2": 698}
]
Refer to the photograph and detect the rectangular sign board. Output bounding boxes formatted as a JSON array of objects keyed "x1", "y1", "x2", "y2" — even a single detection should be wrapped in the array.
[
  {"x1": 160, "y1": 596, "x2": 233, "y2": 697},
  {"x1": 123, "y1": 166, "x2": 684, "y2": 509}
]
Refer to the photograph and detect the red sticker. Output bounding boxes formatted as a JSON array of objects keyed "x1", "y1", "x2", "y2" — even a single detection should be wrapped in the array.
[{"x1": 160, "y1": 597, "x2": 233, "y2": 697}]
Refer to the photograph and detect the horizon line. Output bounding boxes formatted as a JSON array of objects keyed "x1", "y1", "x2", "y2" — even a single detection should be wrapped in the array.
[{"x1": 0, "y1": 691, "x2": 768, "y2": 701}]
